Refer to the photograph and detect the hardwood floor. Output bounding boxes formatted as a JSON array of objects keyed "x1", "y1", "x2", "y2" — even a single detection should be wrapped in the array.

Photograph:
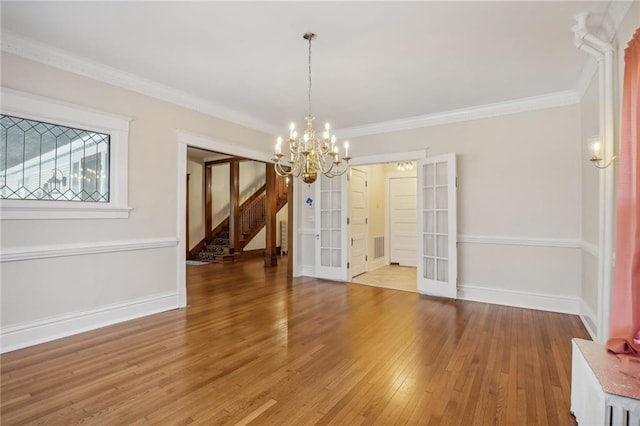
[{"x1": 1, "y1": 257, "x2": 589, "y2": 425}]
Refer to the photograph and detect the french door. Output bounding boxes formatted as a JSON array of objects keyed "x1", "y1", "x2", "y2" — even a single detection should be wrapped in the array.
[
  {"x1": 349, "y1": 168, "x2": 368, "y2": 277},
  {"x1": 315, "y1": 173, "x2": 349, "y2": 281},
  {"x1": 417, "y1": 154, "x2": 457, "y2": 298}
]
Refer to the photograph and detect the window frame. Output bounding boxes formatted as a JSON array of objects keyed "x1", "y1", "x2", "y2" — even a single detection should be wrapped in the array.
[{"x1": 0, "y1": 87, "x2": 131, "y2": 219}]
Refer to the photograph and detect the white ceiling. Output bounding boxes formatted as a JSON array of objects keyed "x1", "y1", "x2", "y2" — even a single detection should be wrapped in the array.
[{"x1": 1, "y1": 1, "x2": 614, "y2": 136}]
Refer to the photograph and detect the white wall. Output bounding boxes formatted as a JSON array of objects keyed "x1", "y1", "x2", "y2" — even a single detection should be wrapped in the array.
[
  {"x1": 580, "y1": 69, "x2": 600, "y2": 334},
  {"x1": 0, "y1": 52, "x2": 274, "y2": 351},
  {"x1": 211, "y1": 163, "x2": 230, "y2": 229},
  {"x1": 239, "y1": 161, "x2": 266, "y2": 204},
  {"x1": 187, "y1": 159, "x2": 204, "y2": 251}
]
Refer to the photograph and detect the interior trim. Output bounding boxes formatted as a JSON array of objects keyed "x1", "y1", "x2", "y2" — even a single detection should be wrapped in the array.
[
  {"x1": 0, "y1": 291, "x2": 178, "y2": 353},
  {"x1": 457, "y1": 283, "x2": 580, "y2": 315},
  {"x1": 457, "y1": 234, "x2": 580, "y2": 249},
  {"x1": 0, "y1": 237, "x2": 178, "y2": 262}
]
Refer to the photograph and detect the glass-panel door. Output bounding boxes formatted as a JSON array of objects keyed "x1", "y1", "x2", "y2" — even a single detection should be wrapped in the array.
[
  {"x1": 417, "y1": 153, "x2": 457, "y2": 298},
  {"x1": 315, "y1": 173, "x2": 349, "y2": 281}
]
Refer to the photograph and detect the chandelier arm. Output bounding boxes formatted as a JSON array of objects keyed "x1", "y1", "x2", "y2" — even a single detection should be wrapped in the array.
[
  {"x1": 274, "y1": 162, "x2": 294, "y2": 177},
  {"x1": 318, "y1": 155, "x2": 335, "y2": 174},
  {"x1": 324, "y1": 164, "x2": 349, "y2": 178}
]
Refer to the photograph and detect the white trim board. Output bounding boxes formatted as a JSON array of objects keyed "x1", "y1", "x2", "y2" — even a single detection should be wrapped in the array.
[
  {"x1": 580, "y1": 300, "x2": 598, "y2": 341},
  {"x1": 456, "y1": 284, "x2": 580, "y2": 315},
  {"x1": 0, "y1": 291, "x2": 178, "y2": 353},
  {"x1": 579, "y1": 240, "x2": 599, "y2": 257},
  {"x1": 1, "y1": 237, "x2": 178, "y2": 262},
  {"x1": 458, "y1": 235, "x2": 581, "y2": 249}
]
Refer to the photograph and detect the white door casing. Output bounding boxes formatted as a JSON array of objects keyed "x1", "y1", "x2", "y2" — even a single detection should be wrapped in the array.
[
  {"x1": 349, "y1": 168, "x2": 368, "y2": 278},
  {"x1": 417, "y1": 153, "x2": 457, "y2": 298},
  {"x1": 315, "y1": 173, "x2": 349, "y2": 281},
  {"x1": 389, "y1": 177, "x2": 417, "y2": 267}
]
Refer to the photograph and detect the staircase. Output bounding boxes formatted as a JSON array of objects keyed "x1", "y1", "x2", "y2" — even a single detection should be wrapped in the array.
[{"x1": 197, "y1": 181, "x2": 288, "y2": 262}]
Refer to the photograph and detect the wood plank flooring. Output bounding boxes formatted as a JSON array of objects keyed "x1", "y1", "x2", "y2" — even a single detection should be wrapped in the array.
[{"x1": 1, "y1": 257, "x2": 589, "y2": 425}]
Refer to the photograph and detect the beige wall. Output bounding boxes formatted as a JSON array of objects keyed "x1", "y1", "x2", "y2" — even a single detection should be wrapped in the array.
[
  {"x1": 350, "y1": 105, "x2": 583, "y2": 299},
  {"x1": 362, "y1": 164, "x2": 387, "y2": 267},
  {"x1": 1, "y1": 52, "x2": 273, "y2": 333}
]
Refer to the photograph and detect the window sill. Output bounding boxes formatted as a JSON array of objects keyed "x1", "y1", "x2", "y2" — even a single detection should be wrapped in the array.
[{"x1": 0, "y1": 202, "x2": 132, "y2": 220}]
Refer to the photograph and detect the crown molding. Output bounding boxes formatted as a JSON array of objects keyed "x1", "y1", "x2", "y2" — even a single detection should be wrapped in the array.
[
  {"x1": 336, "y1": 91, "x2": 580, "y2": 138},
  {"x1": 574, "y1": 0, "x2": 634, "y2": 100},
  {"x1": 3, "y1": 29, "x2": 595, "y2": 140},
  {"x1": 1, "y1": 31, "x2": 279, "y2": 136}
]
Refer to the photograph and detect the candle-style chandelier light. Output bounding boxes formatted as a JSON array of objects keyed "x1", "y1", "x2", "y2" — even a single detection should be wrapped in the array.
[{"x1": 273, "y1": 32, "x2": 351, "y2": 184}]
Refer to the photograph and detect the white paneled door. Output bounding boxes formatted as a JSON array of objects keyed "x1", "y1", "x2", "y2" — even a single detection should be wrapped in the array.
[
  {"x1": 389, "y1": 177, "x2": 417, "y2": 267},
  {"x1": 349, "y1": 168, "x2": 368, "y2": 278},
  {"x1": 315, "y1": 174, "x2": 349, "y2": 281},
  {"x1": 417, "y1": 153, "x2": 457, "y2": 298}
]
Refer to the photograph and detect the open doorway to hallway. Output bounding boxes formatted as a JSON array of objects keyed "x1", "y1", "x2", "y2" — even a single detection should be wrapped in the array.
[
  {"x1": 348, "y1": 162, "x2": 417, "y2": 293},
  {"x1": 185, "y1": 146, "x2": 290, "y2": 269}
]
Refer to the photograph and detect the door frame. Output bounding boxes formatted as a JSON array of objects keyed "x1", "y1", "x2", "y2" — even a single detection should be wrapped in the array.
[
  {"x1": 176, "y1": 130, "x2": 274, "y2": 307},
  {"x1": 349, "y1": 150, "x2": 427, "y2": 277},
  {"x1": 386, "y1": 174, "x2": 418, "y2": 267},
  {"x1": 290, "y1": 150, "x2": 428, "y2": 282}
]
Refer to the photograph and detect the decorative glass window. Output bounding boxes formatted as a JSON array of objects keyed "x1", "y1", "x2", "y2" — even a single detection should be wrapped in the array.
[
  {"x1": 0, "y1": 88, "x2": 130, "y2": 220},
  {"x1": 1, "y1": 115, "x2": 110, "y2": 202}
]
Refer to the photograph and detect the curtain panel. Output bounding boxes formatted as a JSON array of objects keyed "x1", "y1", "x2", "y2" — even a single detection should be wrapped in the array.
[{"x1": 607, "y1": 27, "x2": 640, "y2": 383}]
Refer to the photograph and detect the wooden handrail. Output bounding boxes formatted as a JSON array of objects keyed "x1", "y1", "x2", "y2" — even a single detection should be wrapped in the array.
[{"x1": 206, "y1": 178, "x2": 288, "y2": 251}]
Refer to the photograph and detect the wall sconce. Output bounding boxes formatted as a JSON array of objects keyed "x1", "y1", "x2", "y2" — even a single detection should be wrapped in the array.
[{"x1": 588, "y1": 136, "x2": 616, "y2": 169}]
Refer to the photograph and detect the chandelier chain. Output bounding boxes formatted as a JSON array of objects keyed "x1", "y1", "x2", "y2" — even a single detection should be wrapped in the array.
[{"x1": 308, "y1": 36, "x2": 312, "y2": 118}]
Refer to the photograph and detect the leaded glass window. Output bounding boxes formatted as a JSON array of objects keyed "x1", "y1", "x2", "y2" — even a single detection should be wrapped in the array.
[{"x1": 0, "y1": 115, "x2": 110, "y2": 202}]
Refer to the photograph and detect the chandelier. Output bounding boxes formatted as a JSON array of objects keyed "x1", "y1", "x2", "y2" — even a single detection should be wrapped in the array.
[{"x1": 273, "y1": 32, "x2": 351, "y2": 184}]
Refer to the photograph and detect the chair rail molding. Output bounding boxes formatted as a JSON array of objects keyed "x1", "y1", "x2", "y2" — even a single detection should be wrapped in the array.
[
  {"x1": 0, "y1": 237, "x2": 178, "y2": 262},
  {"x1": 457, "y1": 234, "x2": 581, "y2": 249}
]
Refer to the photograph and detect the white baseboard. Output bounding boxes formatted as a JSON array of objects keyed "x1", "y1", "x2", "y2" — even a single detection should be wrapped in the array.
[
  {"x1": 579, "y1": 300, "x2": 598, "y2": 340},
  {"x1": 368, "y1": 258, "x2": 386, "y2": 271},
  {"x1": 457, "y1": 284, "x2": 580, "y2": 314},
  {"x1": 301, "y1": 266, "x2": 315, "y2": 277},
  {"x1": 0, "y1": 291, "x2": 178, "y2": 353}
]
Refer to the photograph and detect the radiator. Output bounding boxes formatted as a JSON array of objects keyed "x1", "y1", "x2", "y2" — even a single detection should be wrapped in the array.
[{"x1": 374, "y1": 236, "x2": 384, "y2": 259}]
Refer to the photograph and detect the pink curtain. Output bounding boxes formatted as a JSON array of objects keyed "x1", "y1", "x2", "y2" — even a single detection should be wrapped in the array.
[{"x1": 606, "y1": 27, "x2": 640, "y2": 384}]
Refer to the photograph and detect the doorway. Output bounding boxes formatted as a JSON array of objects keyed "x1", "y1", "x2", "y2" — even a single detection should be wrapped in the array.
[
  {"x1": 177, "y1": 131, "x2": 292, "y2": 307},
  {"x1": 389, "y1": 176, "x2": 417, "y2": 267},
  {"x1": 346, "y1": 162, "x2": 418, "y2": 293}
]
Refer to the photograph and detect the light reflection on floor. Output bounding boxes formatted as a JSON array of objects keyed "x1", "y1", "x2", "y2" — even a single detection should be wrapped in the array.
[{"x1": 350, "y1": 265, "x2": 417, "y2": 293}]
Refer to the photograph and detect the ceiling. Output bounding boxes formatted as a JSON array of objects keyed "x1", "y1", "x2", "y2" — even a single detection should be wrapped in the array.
[{"x1": 1, "y1": 1, "x2": 614, "y2": 137}]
